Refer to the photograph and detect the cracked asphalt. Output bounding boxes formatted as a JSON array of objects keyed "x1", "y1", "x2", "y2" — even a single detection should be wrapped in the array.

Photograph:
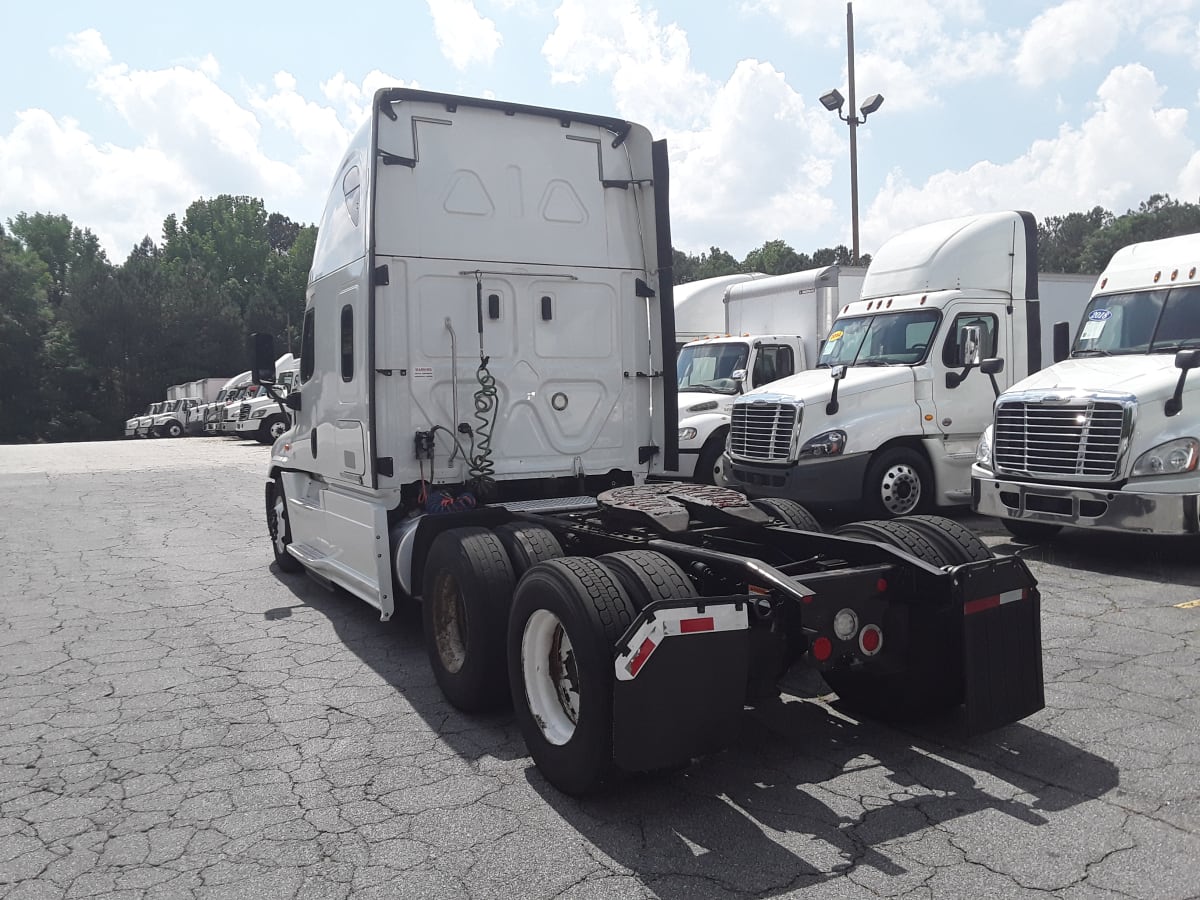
[{"x1": 1, "y1": 438, "x2": 1198, "y2": 899}]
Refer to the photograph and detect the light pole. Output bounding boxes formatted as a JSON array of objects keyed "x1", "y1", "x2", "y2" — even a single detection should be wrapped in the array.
[{"x1": 820, "y1": 1, "x2": 883, "y2": 265}]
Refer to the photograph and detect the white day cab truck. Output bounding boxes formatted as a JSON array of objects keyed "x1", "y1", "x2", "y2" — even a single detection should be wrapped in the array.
[
  {"x1": 234, "y1": 354, "x2": 298, "y2": 443},
  {"x1": 670, "y1": 265, "x2": 866, "y2": 483},
  {"x1": 973, "y1": 231, "x2": 1200, "y2": 541},
  {"x1": 671, "y1": 272, "x2": 766, "y2": 351},
  {"x1": 132, "y1": 401, "x2": 165, "y2": 438},
  {"x1": 250, "y1": 89, "x2": 1046, "y2": 795},
  {"x1": 203, "y1": 372, "x2": 252, "y2": 435},
  {"x1": 718, "y1": 212, "x2": 1094, "y2": 518}
]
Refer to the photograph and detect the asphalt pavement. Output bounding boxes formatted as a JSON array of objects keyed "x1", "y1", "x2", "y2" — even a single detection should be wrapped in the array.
[{"x1": 0, "y1": 439, "x2": 1197, "y2": 899}]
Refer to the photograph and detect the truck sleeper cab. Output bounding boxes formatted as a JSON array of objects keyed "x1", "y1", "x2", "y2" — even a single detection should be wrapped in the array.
[{"x1": 255, "y1": 89, "x2": 1045, "y2": 795}]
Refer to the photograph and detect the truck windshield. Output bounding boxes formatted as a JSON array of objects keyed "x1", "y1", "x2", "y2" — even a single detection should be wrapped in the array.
[
  {"x1": 818, "y1": 309, "x2": 940, "y2": 368},
  {"x1": 677, "y1": 341, "x2": 750, "y2": 394},
  {"x1": 1074, "y1": 285, "x2": 1200, "y2": 355}
]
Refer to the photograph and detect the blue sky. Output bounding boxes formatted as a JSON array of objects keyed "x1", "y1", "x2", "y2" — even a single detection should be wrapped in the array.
[{"x1": 1, "y1": 0, "x2": 1198, "y2": 265}]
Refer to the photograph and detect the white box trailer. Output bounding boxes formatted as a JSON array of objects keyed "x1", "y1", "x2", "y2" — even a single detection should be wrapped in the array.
[
  {"x1": 974, "y1": 232, "x2": 1200, "y2": 540},
  {"x1": 667, "y1": 265, "x2": 866, "y2": 482},
  {"x1": 248, "y1": 89, "x2": 1046, "y2": 795}
]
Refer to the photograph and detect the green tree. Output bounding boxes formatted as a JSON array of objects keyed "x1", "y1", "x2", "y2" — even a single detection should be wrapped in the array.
[
  {"x1": 1038, "y1": 207, "x2": 1111, "y2": 273},
  {"x1": 1080, "y1": 195, "x2": 1200, "y2": 272},
  {"x1": 742, "y1": 239, "x2": 811, "y2": 276},
  {"x1": 0, "y1": 225, "x2": 52, "y2": 441}
]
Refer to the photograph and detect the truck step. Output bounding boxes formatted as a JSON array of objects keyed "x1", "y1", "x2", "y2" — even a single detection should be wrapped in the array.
[{"x1": 495, "y1": 496, "x2": 599, "y2": 514}]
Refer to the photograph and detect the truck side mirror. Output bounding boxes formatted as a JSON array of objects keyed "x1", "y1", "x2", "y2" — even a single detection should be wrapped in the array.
[
  {"x1": 1165, "y1": 349, "x2": 1200, "y2": 416},
  {"x1": 250, "y1": 333, "x2": 277, "y2": 386},
  {"x1": 1053, "y1": 321, "x2": 1071, "y2": 363},
  {"x1": 947, "y1": 325, "x2": 983, "y2": 389},
  {"x1": 826, "y1": 364, "x2": 847, "y2": 415},
  {"x1": 284, "y1": 391, "x2": 302, "y2": 411},
  {"x1": 980, "y1": 357, "x2": 1004, "y2": 397}
]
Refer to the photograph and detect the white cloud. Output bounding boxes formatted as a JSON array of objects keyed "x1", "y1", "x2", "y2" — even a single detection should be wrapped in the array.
[
  {"x1": 862, "y1": 64, "x2": 1196, "y2": 254},
  {"x1": 1013, "y1": 1, "x2": 1128, "y2": 87},
  {"x1": 544, "y1": 2, "x2": 842, "y2": 255},
  {"x1": 426, "y1": 0, "x2": 503, "y2": 70}
]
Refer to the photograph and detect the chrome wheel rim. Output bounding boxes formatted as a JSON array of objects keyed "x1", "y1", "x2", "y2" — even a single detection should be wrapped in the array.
[{"x1": 879, "y1": 463, "x2": 922, "y2": 516}]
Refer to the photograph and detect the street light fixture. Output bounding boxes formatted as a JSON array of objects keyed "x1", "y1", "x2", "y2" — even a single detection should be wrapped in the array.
[{"x1": 822, "y1": 2, "x2": 883, "y2": 265}]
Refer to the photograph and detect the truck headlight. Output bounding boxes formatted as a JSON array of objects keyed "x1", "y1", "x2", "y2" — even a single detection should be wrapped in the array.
[
  {"x1": 687, "y1": 401, "x2": 718, "y2": 413},
  {"x1": 679, "y1": 426, "x2": 697, "y2": 441},
  {"x1": 252, "y1": 409, "x2": 267, "y2": 419},
  {"x1": 975, "y1": 425, "x2": 994, "y2": 469},
  {"x1": 1131, "y1": 437, "x2": 1199, "y2": 476},
  {"x1": 798, "y1": 430, "x2": 846, "y2": 458}
]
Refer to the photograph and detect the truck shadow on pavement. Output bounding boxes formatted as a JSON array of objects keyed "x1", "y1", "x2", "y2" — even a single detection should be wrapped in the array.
[
  {"x1": 269, "y1": 564, "x2": 1119, "y2": 896},
  {"x1": 529, "y1": 696, "x2": 1120, "y2": 898}
]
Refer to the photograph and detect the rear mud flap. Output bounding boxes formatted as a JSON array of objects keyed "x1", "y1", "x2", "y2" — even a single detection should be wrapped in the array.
[
  {"x1": 612, "y1": 598, "x2": 750, "y2": 773},
  {"x1": 957, "y1": 557, "x2": 1045, "y2": 732}
]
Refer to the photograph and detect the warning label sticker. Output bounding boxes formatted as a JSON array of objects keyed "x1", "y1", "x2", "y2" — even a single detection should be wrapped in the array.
[{"x1": 413, "y1": 367, "x2": 433, "y2": 379}]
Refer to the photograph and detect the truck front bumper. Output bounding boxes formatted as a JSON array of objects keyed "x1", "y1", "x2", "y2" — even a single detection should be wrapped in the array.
[
  {"x1": 972, "y1": 471, "x2": 1200, "y2": 535},
  {"x1": 235, "y1": 419, "x2": 260, "y2": 434},
  {"x1": 717, "y1": 452, "x2": 870, "y2": 504}
]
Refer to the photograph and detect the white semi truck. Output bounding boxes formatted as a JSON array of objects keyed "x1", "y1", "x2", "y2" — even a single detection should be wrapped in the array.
[
  {"x1": 670, "y1": 265, "x2": 866, "y2": 482},
  {"x1": 719, "y1": 212, "x2": 1094, "y2": 518},
  {"x1": 250, "y1": 89, "x2": 1045, "y2": 795},
  {"x1": 234, "y1": 354, "x2": 298, "y2": 443},
  {"x1": 973, "y1": 231, "x2": 1200, "y2": 541},
  {"x1": 203, "y1": 372, "x2": 253, "y2": 435}
]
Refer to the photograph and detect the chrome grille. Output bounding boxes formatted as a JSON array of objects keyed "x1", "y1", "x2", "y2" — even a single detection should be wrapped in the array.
[
  {"x1": 994, "y1": 399, "x2": 1129, "y2": 479},
  {"x1": 239, "y1": 403, "x2": 251, "y2": 421},
  {"x1": 729, "y1": 401, "x2": 799, "y2": 462}
]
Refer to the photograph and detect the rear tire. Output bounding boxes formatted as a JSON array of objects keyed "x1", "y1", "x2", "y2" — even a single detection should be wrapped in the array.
[
  {"x1": 422, "y1": 527, "x2": 516, "y2": 712},
  {"x1": 1002, "y1": 520, "x2": 1063, "y2": 544},
  {"x1": 598, "y1": 550, "x2": 697, "y2": 611},
  {"x1": 494, "y1": 523, "x2": 563, "y2": 578},
  {"x1": 508, "y1": 557, "x2": 638, "y2": 795},
  {"x1": 863, "y1": 447, "x2": 932, "y2": 518},
  {"x1": 902, "y1": 515, "x2": 993, "y2": 563},
  {"x1": 834, "y1": 520, "x2": 953, "y2": 567},
  {"x1": 751, "y1": 497, "x2": 823, "y2": 532},
  {"x1": 265, "y1": 477, "x2": 303, "y2": 573}
]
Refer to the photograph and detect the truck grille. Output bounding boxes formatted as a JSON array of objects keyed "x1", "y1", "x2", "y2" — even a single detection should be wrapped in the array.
[
  {"x1": 239, "y1": 403, "x2": 251, "y2": 421},
  {"x1": 729, "y1": 401, "x2": 800, "y2": 462},
  {"x1": 994, "y1": 398, "x2": 1130, "y2": 479}
]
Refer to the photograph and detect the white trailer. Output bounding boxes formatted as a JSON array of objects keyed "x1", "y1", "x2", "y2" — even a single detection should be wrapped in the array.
[
  {"x1": 250, "y1": 89, "x2": 1046, "y2": 795},
  {"x1": 668, "y1": 265, "x2": 866, "y2": 482},
  {"x1": 719, "y1": 212, "x2": 1094, "y2": 517},
  {"x1": 974, "y1": 231, "x2": 1200, "y2": 540}
]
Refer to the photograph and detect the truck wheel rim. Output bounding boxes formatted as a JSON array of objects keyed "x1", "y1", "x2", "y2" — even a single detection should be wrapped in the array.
[
  {"x1": 432, "y1": 576, "x2": 467, "y2": 674},
  {"x1": 880, "y1": 463, "x2": 921, "y2": 515},
  {"x1": 270, "y1": 420, "x2": 287, "y2": 440},
  {"x1": 271, "y1": 491, "x2": 288, "y2": 555},
  {"x1": 521, "y1": 609, "x2": 579, "y2": 746}
]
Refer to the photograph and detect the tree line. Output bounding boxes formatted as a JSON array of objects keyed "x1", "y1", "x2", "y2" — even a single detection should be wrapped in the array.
[{"x1": 2, "y1": 193, "x2": 1198, "y2": 443}]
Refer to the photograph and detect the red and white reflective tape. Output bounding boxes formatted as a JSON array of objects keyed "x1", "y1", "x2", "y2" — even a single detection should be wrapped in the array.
[
  {"x1": 964, "y1": 588, "x2": 1027, "y2": 616},
  {"x1": 615, "y1": 603, "x2": 748, "y2": 681}
]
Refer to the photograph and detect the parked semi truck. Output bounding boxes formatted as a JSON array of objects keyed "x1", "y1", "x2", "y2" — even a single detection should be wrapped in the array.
[
  {"x1": 670, "y1": 265, "x2": 866, "y2": 482},
  {"x1": 718, "y1": 212, "x2": 1094, "y2": 518},
  {"x1": 252, "y1": 89, "x2": 1044, "y2": 795},
  {"x1": 204, "y1": 372, "x2": 252, "y2": 435},
  {"x1": 234, "y1": 354, "x2": 298, "y2": 443},
  {"x1": 973, "y1": 231, "x2": 1200, "y2": 540}
]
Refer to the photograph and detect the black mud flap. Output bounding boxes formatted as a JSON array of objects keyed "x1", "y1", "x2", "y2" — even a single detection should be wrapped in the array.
[
  {"x1": 957, "y1": 557, "x2": 1045, "y2": 733},
  {"x1": 612, "y1": 597, "x2": 750, "y2": 773}
]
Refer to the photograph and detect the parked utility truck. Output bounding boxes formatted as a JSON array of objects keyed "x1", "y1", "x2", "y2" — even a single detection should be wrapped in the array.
[
  {"x1": 235, "y1": 354, "x2": 298, "y2": 443},
  {"x1": 670, "y1": 265, "x2": 865, "y2": 482},
  {"x1": 718, "y1": 212, "x2": 1094, "y2": 518},
  {"x1": 252, "y1": 89, "x2": 1045, "y2": 795},
  {"x1": 204, "y1": 372, "x2": 252, "y2": 435},
  {"x1": 973, "y1": 231, "x2": 1200, "y2": 541}
]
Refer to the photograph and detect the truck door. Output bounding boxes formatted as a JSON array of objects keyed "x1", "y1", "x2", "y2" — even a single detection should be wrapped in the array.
[{"x1": 929, "y1": 301, "x2": 1011, "y2": 440}]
